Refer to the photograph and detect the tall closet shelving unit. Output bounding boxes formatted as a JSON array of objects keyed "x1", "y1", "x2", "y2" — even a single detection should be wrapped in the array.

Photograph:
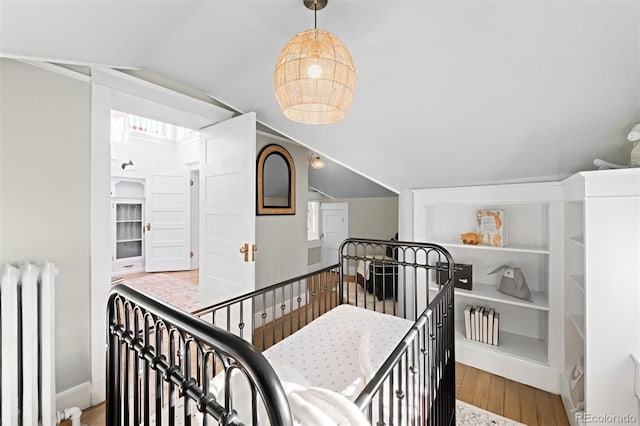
[
  {"x1": 561, "y1": 169, "x2": 640, "y2": 426},
  {"x1": 111, "y1": 177, "x2": 146, "y2": 276},
  {"x1": 414, "y1": 182, "x2": 564, "y2": 393}
]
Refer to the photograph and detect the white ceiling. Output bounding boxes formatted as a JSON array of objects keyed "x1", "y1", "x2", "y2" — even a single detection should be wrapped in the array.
[
  {"x1": 308, "y1": 152, "x2": 397, "y2": 198},
  {"x1": 2, "y1": 1, "x2": 638, "y2": 192}
]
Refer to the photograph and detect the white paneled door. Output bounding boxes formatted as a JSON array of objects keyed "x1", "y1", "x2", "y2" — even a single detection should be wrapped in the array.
[
  {"x1": 199, "y1": 112, "x2": 257, "y2": 308},
  {"x1": 321, "y1": 203, "x2": 349, "y2": 266},
  {"x1": 145, "y1": 172, "x2": 191, "y2": 272}
]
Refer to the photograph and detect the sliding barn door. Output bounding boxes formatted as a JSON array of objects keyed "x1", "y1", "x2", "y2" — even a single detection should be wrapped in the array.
[
  {"x1": 145, "y1": 172, "x2": 191, "y2": 272},
  {"x1": 199, "y1": 112, "x2": 257, "y2": 307}
]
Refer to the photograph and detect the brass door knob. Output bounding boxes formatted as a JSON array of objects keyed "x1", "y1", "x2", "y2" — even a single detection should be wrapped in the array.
[
  {"x1": 146, "y1": 223, "x2": 151, "y2": 231},
  {"x1": 251, "y1": 244, "x2": 258, "y2": 262},
  {"x1": 239, "y1": 243, "x2": 249, "y2": 262}
]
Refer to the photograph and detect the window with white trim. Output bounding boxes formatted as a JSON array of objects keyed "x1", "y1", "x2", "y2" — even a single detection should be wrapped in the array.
[{"x1": 307, "y1": 200, "x2": 320, "y2": 241}]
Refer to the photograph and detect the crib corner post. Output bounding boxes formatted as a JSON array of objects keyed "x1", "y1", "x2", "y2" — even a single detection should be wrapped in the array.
[
  {"x1": 106, "y1": 296, "x2": 120, "y2": 426},
  {"x1": 338, "y1": 264, "x2": 345, "y2": 306}
]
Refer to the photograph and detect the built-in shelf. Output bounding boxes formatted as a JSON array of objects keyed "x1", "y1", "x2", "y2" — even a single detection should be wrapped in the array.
[
  {"x1": 569, "y1": 275, "x2": 585, "y2": 293},
  {"x1": 431, "y1": 240, "x2": 550, "y2": 255},
  {"x1": 430, "y1": 282, "x2": 549, "y2": 311},
  {"x1": 116, "y1": 238, "x2": 142, "y2": 243},
  {"x1": 568, "y1": 236, "x2": 584, "y2": 247},
  {"x1": 568, "y1": 313, "x2": 585, "y2": 340},
  {"x1": 454, "y1": 320, "x2": 548, "y2": 365}
]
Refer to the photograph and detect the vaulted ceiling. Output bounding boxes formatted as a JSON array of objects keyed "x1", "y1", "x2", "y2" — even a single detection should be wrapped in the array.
[{"x1": 2, "y1": 1, "x2": 638, "y2": 192}]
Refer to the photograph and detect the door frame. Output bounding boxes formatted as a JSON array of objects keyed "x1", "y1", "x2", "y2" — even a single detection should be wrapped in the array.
[
  {"x1": 89, "y1": 69, "x2": 232, "y2": 405},
  {"x1": 190, "y1": 169, "x2": 200, "y2": 270},
  {"x1": 320, "y1": 202, "x2": 349, "y2": 267}
]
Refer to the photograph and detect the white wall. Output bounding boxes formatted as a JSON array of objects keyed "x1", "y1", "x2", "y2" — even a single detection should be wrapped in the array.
[
  {"x1": 111, "y1": 126, "x2": 199, "y2": 179},
  {"x1": 111, "y1": 138, "x2": 178, "y2": 178},
  {"x1": 323, "y1": 196, "x2": 399, "y2": 241},
  {"x1": 255, "y1": 135, "x2": 308, "y2": 289},
  {"x1": 0, "y1": 59, "x2": 91, "y2": 393}
]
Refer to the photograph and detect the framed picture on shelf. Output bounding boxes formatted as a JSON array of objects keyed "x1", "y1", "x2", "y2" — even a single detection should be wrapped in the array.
[{"x1": 476, "y1": 209, "x2": 506, "y2": 247}]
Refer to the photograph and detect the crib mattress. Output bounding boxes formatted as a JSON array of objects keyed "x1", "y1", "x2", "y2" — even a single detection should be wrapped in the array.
[{"x1": 262, "y1": 304, "x2": 414, "y2": 393}]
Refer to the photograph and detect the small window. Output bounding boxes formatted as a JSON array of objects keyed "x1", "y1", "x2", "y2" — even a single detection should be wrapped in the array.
[{"x1": 308, "y1": 200, "x2": 320, "y2": 241}]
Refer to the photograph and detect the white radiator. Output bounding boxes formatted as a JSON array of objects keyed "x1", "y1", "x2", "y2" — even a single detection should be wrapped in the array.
[{"x1": 1, "y1": 262, "x2": 57, "y2": 426}]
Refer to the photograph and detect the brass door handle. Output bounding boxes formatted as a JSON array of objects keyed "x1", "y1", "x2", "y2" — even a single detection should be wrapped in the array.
[
  {"x1": 251, "y1": 244, "x2": 258, "y2": 262},
  {"x1": 240, "y1": 243, "x2": 249, "y2": 262},
  {"x1": 146, "y1": 223, "x2": 151, "y2": 231}
]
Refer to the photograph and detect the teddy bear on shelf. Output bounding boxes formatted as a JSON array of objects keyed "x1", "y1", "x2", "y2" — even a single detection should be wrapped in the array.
[
  {"x1": 460, "y1": 232, "x2": 480, "y2": 245},
  {"x1": 627, "y1": 123, "x2": 640, "y2": 167}
]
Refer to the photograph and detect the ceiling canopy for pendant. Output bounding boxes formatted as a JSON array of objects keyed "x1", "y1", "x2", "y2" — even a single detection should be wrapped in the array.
[{"x1": 274, "y1": 0, "x2": 356, "y2": 125}]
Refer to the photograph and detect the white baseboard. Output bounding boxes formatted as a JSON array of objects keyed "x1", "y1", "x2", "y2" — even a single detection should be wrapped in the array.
[
  {"x1": 56, "y1": 381, "x2": 92, "y2": 411},
  {"x1": 308, "y1": 262, "x2": 322, "y2": 272}
]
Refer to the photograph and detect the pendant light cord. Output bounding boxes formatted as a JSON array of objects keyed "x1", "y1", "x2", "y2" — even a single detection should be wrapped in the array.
[{"x1": 314, "y1": 1, "x2": 317, "y2": 29}]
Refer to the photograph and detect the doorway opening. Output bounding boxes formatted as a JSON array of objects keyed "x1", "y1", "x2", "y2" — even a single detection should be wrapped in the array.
[{"x1": 109, "y1": 110, "x2": 200, "y2": 311}]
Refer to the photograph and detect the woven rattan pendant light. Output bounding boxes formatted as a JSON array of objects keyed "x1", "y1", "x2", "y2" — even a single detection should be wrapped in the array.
[{"x1": 274, "y1": 0, "x2": 356, "y2": 125}]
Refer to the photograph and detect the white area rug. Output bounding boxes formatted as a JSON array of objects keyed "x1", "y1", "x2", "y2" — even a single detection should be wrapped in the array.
[{"x1": 457, "y1": 400, "x2": 526, "y2": 425}]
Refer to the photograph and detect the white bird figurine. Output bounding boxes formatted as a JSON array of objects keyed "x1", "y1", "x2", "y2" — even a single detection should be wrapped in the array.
[
  {"x1": 628, "y1": 123, "x2": 640, "y2": 167},
  {"x1": 593, "y1": 122, "x2": 640, "y2": 169},
  {"x1": 628, "y1": 123, "x2": 640, "y2": 142}
]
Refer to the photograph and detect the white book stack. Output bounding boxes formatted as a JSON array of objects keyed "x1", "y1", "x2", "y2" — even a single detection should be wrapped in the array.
[{"x1": 464, "y1": 305, "x2": 499, "y2": 346}]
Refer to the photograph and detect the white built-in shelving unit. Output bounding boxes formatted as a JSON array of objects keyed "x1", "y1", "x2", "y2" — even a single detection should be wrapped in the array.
[
  {"x1": 414, "y1": 182, "x2": 564, "y2": 393},
  {"x1": 561, "y1": 169, "x2": 640, "y2": 425},
  {"x1": 410, "y1": 170, "x2": 640, "y2": 422},
  {"x1": 111, "y1": 177, "x2": 146, "y2": 276}
]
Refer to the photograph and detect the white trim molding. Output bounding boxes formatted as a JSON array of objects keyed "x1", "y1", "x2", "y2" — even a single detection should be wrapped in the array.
[
  {"x1": 308, "y1": 262, "x2": 323, "y2": 272},
  {"x1": 56, "y1": 381, "x2": 92, "y2": 411},
  {"x1": 92, "y1": 68, "x2": 232, "y2": 129},
  {"x1": 17, "y1": 60, "x2": 91, "y2": 82}
]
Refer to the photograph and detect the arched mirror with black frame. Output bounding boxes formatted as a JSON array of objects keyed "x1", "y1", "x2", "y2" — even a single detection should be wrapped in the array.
[{"x1": 257, "y1": 144, "x2": 296, "y2": 215}]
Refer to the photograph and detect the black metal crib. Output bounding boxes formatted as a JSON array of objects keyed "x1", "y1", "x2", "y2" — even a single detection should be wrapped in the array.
[{"x1": 106, "y1": 238, "x2": 456, "y2": 425}]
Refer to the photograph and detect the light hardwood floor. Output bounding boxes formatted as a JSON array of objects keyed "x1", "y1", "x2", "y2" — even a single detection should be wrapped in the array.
[
  {"x1": 65, "y1": 364, "x2": 568, "y2": 426},
  {"x1": 456, "y1": 363, "x2": 569, "y2": 426},
  {"x1": 77, "y1": 271, "x2": 569, "y2": 425}
]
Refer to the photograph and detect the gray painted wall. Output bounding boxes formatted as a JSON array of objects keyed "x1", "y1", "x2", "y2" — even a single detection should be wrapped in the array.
[
  {"x1": 325, "y1": 197, "x2": 399, "y2": 241},
  {"x1": 255, "y1": 135, "x2": 308, "y2": 289},
  {"x1": 0, "y1": 59, "x2": 91, "y2": 392},
  {"x1": 307, "y1": 197, "x2": 398, "y2": 264}
]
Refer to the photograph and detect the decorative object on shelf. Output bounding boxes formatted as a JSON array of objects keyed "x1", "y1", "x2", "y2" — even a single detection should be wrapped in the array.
[
  {"x1": 464, "y1": 305, "x2": 499, "y2": 345},
  {"x1": 569, "y1": 356, "x2": 585, "y2": 410},
  {"x1": 257, "y1": 144, "x2": 296, "y2": 215},
  {"x1": 436, "y1": 262, "x2": 472, "y2": 290},
  {"x1": 627, "y1": 122, "x2": 640, "y2": 167},
  {"x1": 476, "y1": 209, "x2": 505, "y2": 247},
  {"x1": 309, "y1": 152, "x2": 326, "y2": 169},
  {"x1": 593, "y1": 158, "x2": 628, "y2": 170},
  {"x1": 460, "y1": 232, "x2": 480, "y2": 245},
  {"x1": 489, "y1": 265, "x2": 532, "y2": 301},
  {"x1": 274, "y1": 0, "x2": 356, "y2": 125}
]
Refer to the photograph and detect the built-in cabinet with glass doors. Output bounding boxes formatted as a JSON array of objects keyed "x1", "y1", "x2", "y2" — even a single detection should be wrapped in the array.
[{"x1": 111, "y1": 178, "x2": 145, "y2": 276}]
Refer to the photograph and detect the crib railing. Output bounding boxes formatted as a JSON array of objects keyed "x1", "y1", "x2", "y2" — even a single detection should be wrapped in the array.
[
  {"x1": 341, "y1": 238, "x2": 456, "y2": 425},
  {"x1": 193, "y1": 263, "x2": 341, "y2": 350},
  {"x1": 107, "y1": 238, "x2": 455, "y2": 425},
  {"x1": 106, "y1": 284, "x2": 293, "y2": 426},
  {"x1": 353, "y1": 276, "x2": 456, "y2": 425}
]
